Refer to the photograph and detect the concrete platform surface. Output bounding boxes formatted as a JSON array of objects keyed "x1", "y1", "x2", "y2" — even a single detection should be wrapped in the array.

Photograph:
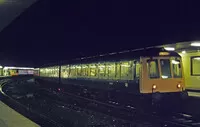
[{"x1": 0, "y1": 101, "x2": 40, "y2": 127}]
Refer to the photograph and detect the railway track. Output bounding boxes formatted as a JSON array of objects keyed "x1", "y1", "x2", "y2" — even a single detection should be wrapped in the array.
[
  {"x1": 1, "y1": 78, "x2": 137, "y2": 126},
  {"x1": 0, "y1": 78, "x2": 65, "y2": 127},
  {"x1": 39, "y1": 87, "x2": 200, "y2": 127},
  {"x1": 2, "y1": 77, "x2": 200, "y2": 127}
]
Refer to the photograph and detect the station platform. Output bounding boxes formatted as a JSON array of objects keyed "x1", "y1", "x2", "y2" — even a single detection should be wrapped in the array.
[
  {"x1": 0, "y1": 101, "x2": 40, "y2": 127},
  {"x1": 186, "y1": 88, "x2": 200, "y2": 97}
]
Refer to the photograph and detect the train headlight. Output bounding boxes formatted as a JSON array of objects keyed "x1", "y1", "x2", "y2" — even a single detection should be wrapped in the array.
[
  {"x1": 152, "y1": 84, "x2": 157, "y2": 89},
  {"x1": 177, "y1": 84, "x2": 181, "y2": 88}
]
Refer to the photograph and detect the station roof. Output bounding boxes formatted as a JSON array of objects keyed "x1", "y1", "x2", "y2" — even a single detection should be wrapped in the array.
[
  {"x1": 0, "y1": 0, "x2": 37, "y2": 32},
  {"x1": 157, "y1": 41, "x2": 200, "y2": 53}
]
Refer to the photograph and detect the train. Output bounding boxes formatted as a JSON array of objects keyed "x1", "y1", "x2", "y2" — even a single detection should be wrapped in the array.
[
  {"x1": 37, "y1": 47, "x2": 188, "y2": 107},
  {"x1": 3, "y1": 67, "x2": 35, "y2": 76}
]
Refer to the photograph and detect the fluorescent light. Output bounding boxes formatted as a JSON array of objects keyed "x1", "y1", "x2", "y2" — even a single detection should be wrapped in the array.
[
  {"x1": 162, "y1": 75, "x2": 168, "y2": 79},
  {"x1": 194, "y1": 57, "x2": 200, "y2": 60},
  {"x1": 164, "y1": 47, "x2": 175, "y2": 51},
  {"x1": 172, "y1": 60, "x2": 180, "y2": 64},
  {"x1": 191, "y1": 42, "x2": 200, "y2": 47},
  {"x1": 182, "y1": 50, "x2": 186, "y2": 54},
  {"x1": 121, "y1": 64, "x2": 130, "y2": 67},
  {"x1": 3, "y1": 66, "x2": 34, "y2": 70}
]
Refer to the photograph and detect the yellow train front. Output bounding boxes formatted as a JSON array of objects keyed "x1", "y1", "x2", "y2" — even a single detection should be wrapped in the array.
[{"x1": 140, "y1": 51, "x2": 188, "y2": 106}]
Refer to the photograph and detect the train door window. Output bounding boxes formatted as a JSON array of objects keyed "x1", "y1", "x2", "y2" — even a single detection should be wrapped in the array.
[
  {"x1": 171, "y1": 58, "x2": 182, "y2": 78},
  {"x1": 98, "y1": 63, "x2": 105, "y2": 79},
  {"x1": 108, "y1": 62, "x2": 115, "y2": 80},
  {"x1": 121, "y1": 61, "x2": 133, "y2": 80},
  {"x1": 147, "y1": 59, "x2": 159, "y2": 79},
  {"x1": 191, "y1": 57, "x2": 200, "y2": 75},
  {"x1": 160, "y1": 59, "x2": 172, "y2": 79},
  {"x1": 135, "y1": 61, "x2": 140, "y2": 79}
]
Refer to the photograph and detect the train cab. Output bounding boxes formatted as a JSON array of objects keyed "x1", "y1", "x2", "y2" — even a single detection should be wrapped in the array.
[{"x1": 140, "y1": 50, "x2": 187, "y2": 103}]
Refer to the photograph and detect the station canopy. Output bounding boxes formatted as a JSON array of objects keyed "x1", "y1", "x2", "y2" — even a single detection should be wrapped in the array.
[
  {"x1": 0, "y1": 0, "x2": 37, "y2": 32},
  {"x1": 157, "y1": 41, "x2": 200, "y2": 53}
]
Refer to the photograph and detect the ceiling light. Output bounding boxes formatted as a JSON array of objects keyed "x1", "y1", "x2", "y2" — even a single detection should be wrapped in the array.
[
  {"x1": 191, "y1": 42, "x2": 200, "y2": 47},
  {"x1": 164, "y1": 47, "x2": 175, "y2": 51},
  {"x1": 182, "y1": 50, "x2": 186, "y2": 54}
]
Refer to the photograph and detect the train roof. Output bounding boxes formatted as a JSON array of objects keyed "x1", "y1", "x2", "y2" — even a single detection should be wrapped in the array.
[
  {"x1": 40, "y1": 47, "x2": 180, "y2": 68},
  {"x1": 58, "y1": 47, "x2": 180, "y2": 65}
]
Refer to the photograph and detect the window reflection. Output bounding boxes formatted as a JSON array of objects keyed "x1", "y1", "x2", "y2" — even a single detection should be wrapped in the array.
[
  {"x1": 147, "y1": 60, "x2": 159, "y2": 79},
  {"x1": 191, "y1": 57, "x2": 200, "y2": 75},
  {"x1": 172, "y1": 59, "x2": 182, "y2": 78},
  {"x1": 160, "y1": 59, "x2": 172, "y2": 79}
]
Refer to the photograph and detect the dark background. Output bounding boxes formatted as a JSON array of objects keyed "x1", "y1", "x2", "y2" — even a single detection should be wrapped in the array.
[{"x1": 0, "y1": 0, "x2": 200, "y2": 67}]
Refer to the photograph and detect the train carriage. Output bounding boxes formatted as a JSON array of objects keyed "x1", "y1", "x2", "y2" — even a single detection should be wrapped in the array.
[
  {"x1": 3, "y1": 67, "x2": 34, "y2": 76},
  {"x1": 38, "y1": 47, "x2": 188, "y2": 106}
]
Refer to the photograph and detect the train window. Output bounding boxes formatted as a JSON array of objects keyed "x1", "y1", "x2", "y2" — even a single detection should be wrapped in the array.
[
  {"x1": 171, "y1": 59, "x2": 182, "y2": 78},
  {"x1": 160, "y1": 59, "x2": 172, "y2": 79},
  {"x1": 105, "y1": 64, "x2": 109, "y2": 79},
  {"x1": 98, "y1": 63, "x2": 105, "y2": 79},
  {"x1": 191, "y1": 57, "x2": 200, "y2": 76},
  {"x1": 90, "y1": 64, "x2": 97, "y2": 78},
  {"x1": 61, "y1": 66, "x2": 69, "y2": 78},
  {"x1": 81, "y1": 65, "x2": 88, "y2": 78},
  {"x1": 52, "y1": 67, "x2": 59, "y2": 77},
  {"x1": 147, "y1": 60, "x2": 159, "y2": 79},
  {"x1": 69, "y1": 65, "x2": 77, "y2": 78},
  {"x1": 115, "y1": 62, "x2": 121, "y2": 80},
  {"x1": 76, "y1": 65, "x2": 82, "y2": 77},
  {"x1": 46, "y1": 68, "x2": 50, "y2": 77},
  {"x1": 121, "y1": 61, "x2": 133, "y2": 80},
  {"x1": 108, "y1": 63, "x2": 115, "y2": 80}
]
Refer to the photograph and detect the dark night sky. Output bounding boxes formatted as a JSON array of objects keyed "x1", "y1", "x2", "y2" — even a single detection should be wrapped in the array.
[{"x1": 0, "y1": 0, "x2": 200, "y2": 67}]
